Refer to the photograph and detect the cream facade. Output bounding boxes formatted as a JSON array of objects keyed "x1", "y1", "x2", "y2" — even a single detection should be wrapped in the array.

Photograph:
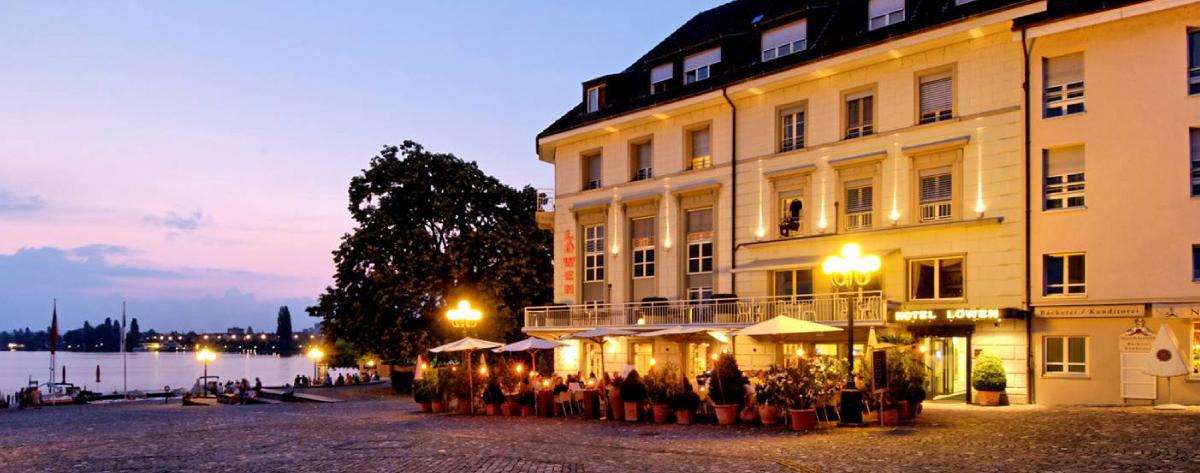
[{"x1": 1026, "y1": 0, "x2": 1200, "y2": 405}]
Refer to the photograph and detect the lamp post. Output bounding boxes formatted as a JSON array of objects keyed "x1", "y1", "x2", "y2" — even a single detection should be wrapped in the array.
[
  {"x1": 307, "y1": 347, "x2": 324, "y2": 382},
  {"x1": 447, "y1": 299, "x2": 483, "y2": 415},
  {"x1": 822, "y1": 243, "x2": 881, "y2": 426},
  {"x1": 196, "y1": 348, "x2": 216, "y2": 397}
]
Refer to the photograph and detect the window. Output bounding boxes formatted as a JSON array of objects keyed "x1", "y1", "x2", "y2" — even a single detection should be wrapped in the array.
[
  {"x1": 688, "y1": 127, "x2": 712, "y2": 170},
  {"x1": 845, "y1": 92, "x2": 874, "y2": 139},
  {"x1": 686, "y1": 209, "x2": 714, "y2": 299},
  {"x1": 955, "y1": 0, "x2": 977, "y2": 4},
  {"x1": 1191, "y1": 322, "x2": 1200, "y2": 378},
  {"x1": 779, "y1": 107, "x2": 805, "y2": 152},
  {"x1": 631, "y1": 217, "x2": 656, "y2": 279},
  {"x1": 779, "y1": 193, "x2": 803, "y2": 237},
  {"x1": 761, "y1": 20, "x2": 807, "y2": 61},
  {"x1": 631, "y1": 141, "x2": 652, "y2": 181},
  {"x1": 583, "y1": 225, "x2": 605, "y2": 283},
  {"x1": 1044, "y1": 146, "x2": 1085, "y2": 210},
  {"x1": 683, "y1": 48, "x2": 720, "y2": 84},
  {"x1": 1044, "y1": 336, "x2": 1088, "y2": 376},
  {"x1": 919, "y1": 168, "x2": 953, "y2": 222},
  {"x1": 845, "y1": 181, "x2": 873, "y2": 230},
  {"x1": 1191, "y1": 129, "x2": 1200, "y2": 197},
  {"x1": 909, "y1": 256, "x2": 964, "y2": 300},
  {"x1": 582, "y1": 153, "x2": 602, "y2": 190},
  {"x1": 1189, "y1": 29, "x2": 1200, "y2": 95},
  {"x1": 868, "y1": 0, "x2": 905, "y2": 30},
  {"x1": 918, "y1": 72, "x2": 953, "y2": 124},
  {"x1": 1044, "y1": 53, "x2": 1084, "y2": 118},
  {"x1": 651, "y1": 63, "x2": 673, "y2": 95},
  {"x1": 773, "y1": 269, "x2": 813, "y2": 298},
  {"x1": 586, "y1": 85, "x2": 605, "y2": 113},
  {"x1": 1193, "y1": 245, "x2": 1199, "y2": 281},
  {"x1": 1045, "y1": 253, "x2": 1086, "y2": 296}
]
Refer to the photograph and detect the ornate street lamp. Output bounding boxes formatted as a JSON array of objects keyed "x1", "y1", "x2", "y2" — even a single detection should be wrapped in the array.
[
  {"x1": 447, "y1": 299, "x2": 484, "y2": 415},
  {"x1": 822, "y1": 243, "x2": 881, "y2": 426},
  {"x1": 196, "y1": 348, "x2": 216, "y2": 397},
  {"x1": 307, "y1": 346, "x2": 325, "y2": 382}
]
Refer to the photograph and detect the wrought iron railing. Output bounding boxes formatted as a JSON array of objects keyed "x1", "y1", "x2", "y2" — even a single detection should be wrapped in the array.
[{"x1": 524, "y1": 291, "x2": 886, "y2": 329}]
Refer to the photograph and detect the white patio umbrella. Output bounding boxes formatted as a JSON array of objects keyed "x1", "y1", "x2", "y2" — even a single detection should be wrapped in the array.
[
  {"x1": 634, "y1": 326, "x2": 726, "y2": 379},
  {"x1": 428, "y1": 337, "x2": 502, "y2": 415},
  {"x1": 560, "y1": 328, "x2": 638, "y2": 380},
  {"x1": 734, "y1": 315, "x2": 842, "y2": 337},
  {"x1": 493, "y1": 337, "x2": 567, "y2": 374}
]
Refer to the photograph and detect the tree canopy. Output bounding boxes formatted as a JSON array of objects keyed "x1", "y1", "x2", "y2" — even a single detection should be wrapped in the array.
[{"x1": 308, "y1": 141, "x2": 552, "y2": 362}]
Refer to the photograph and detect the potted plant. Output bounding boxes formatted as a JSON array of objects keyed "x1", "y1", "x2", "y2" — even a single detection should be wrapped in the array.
[
  {"x1": 620, "y1": 370, "x2": 647, "y2": 422},
  {"x1": 882, "y1": 348, "x2": 925, "y2": 425},
  {"x1": 972, "y1": 351, "x2": 1007, "y2": 407},
  {"x1": 482, "y1": 379, "x2": 505, "y2": 416},
  {"x1": 783, "y1": 360, "x2": 819, "y2": 431},
  {"x1": 709, "y1": 353, "x2": 745, "y2": 425},
  {"x1": 413, "y1": 379, "x2": 433, "y2": 413},
  {"x1": 670, "y1": 381, "x2": 701, "y2": 425},
  {"x1": 428, "y1": 368, "x2": 448, "y2": 413},
  {"x1": 756, "y1": 366, "x2": 787, "y2": 426},
  {"x1": 645, "y1": 364, "x2": 679, "y2": 424},
  {"x1": 517, "y1": 385, "x2": 536, "y2": 416},
  {"x1": 812, "y1": 355, "x2": 847, "y2": 423},
  {"x1": 450, "y1": 367, "x2": 473, "y2": 415},
  {"x1": 607, "y1": 374, "x2": 624, "y2": 421}
]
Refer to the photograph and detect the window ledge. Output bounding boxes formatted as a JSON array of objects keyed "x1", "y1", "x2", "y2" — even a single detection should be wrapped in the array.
[
  {"x1": 1042, "y1": 206, "x2": 1087, "y2": 214},
  {"x1": 1187, "y1": 375, "x2": 1200, "y2": 382},
  {"x1": 1042, "y1": 374, "x2": 1089, "y2": 380},
  {"x1": 1043, "y1": 294, "x2": 1087, "y2": 299},
  {"x1": 1042, "y1": 111, "x2": 1086, "y2": 121}
]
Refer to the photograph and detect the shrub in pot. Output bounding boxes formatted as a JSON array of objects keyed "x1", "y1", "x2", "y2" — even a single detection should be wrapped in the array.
[
  {"x1": 413, "y1": 379, "x2": 433, "y2": 413},
  {"x1": 619, "y1": 370, "x2": 648, "y2": 422},
  {"x1": 883, "y1": 347, "x2": 926, "y2": 422},
  {"x1": 644, "y1": 364, "x2": 679, "y2": 424},
  {"x1": 812, "y1": 355, "x2": 847, "y2": 422},
  {"x1": 755, "y1": 366, "x2": 787, "y2": 426},
  {"x1": 428, "y1": 368, "x2": 448, "y2": 413},
  {"x1": 670, "y1": 380, "x2": 701, "y2": 425},
  {"x1": 481, "y1": 379, "x2": 505, "y2": 416},
  {"x1": 972, "y1": 352, "x2": 1007, "y2": 407},
  {"x1": 783, "y1": 359, "x2": 819, "y2": 431},
  {"x1": 607, "y1": 374, "x2": 624, "y2": 421},
  {"x1": 517, "y1": 388, "x2": 536, "y2": 416},
  {"x1": 709, "y1": 353, "x2": 746, "y2": 425}
]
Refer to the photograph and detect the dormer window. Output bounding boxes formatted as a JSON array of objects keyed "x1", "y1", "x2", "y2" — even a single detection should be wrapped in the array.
[
  {"x1": 761, "y1": 19, "x2": 807, "y2": 62},
  {"x1": 650, "y1": 63, "x2": 673, "y2": 94},
  {"x1": 684, "y1": 48, "x2": 720, "y2": 84},
  {"x1": 586, "y1": 84, "x2": 606, "y2": 113},
  {"x1": 868, "y1": 0, "x2": 905, "y2": 30}
]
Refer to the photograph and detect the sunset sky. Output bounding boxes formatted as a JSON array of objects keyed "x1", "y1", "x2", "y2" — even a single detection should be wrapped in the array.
[{"x1": 0, "y1": 1, "x2": 723, "y2": 331}]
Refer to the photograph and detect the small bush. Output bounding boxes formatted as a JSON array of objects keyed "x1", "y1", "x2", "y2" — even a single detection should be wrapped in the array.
[
  {"x1": 644, "y1": 363, "x2": 680, "y2": 405},
  {"x1": 412, "y1": 379, "x2": 432, "y2": 403},
  {"x1": 669, "y1": 390, "x2": 701, "y2": 411},
  {"x1": 481, "y1": 379, "x2": 505, "y2": 406},
  {"x1": 619, "y1": 370, "x2": 647, "y2": 403},
  {"x1": 972, "y1": 352, "x2": 1007, "y2": 392},
  {"x1": 709, "y1": 353, "x2": 745, "y2": 405}
]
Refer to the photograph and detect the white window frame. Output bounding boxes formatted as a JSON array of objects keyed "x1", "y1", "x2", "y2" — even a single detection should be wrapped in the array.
[
  {"x1": 688, "y1": 127, "x2": 712, "y2": 170},
  {"x1": 780, "y1": 108, "x2": 805, "y2": 152},
  {"x1": 586, "y1": 86, "x2": 602, "y2": 113},
  {"x1": 583, "y1": 224, "x2": 605, "y2": 283},
  {"x1": 583, "y1": 154, "x2": 602, "y2": 190},
  {"x1": 868, "y1": 0, "x2": 905, "y2": 30},
  {"x1": 1043, "y1": 335, "x2": 1089, "y2": 377},
  {"x1": 778, "y1": 194, "x2": 803, "y2": 238},
  {"x1": 762, "y1": 39, "x2": 806, "y2": 62},
  {"x1": 686, "y1": 239, "x2": 713, "y2": 276},
  {"x1": 650, "y1": 63, "x2": 673, "y2": 95},
  {"x1": 908, "y1": 256, "x2": 965, "y2": 301},
  {"x1": 632, "y1": 141, "x2": 653, "y2": 182},
  {"x1": 685, "y1": 65, "x2": 711, "y2": 84},
  {"x1": 1044, "y1": 55, "x2": 1085, "y2": 118},
  {"x1": 687, "y1": 286, "x2": 713, "y2": 301},
  {"x1": 632, "y1": 246, "x2": 655, "y2": 279},
  {"x1": 1045, "y1": 253, "x2": 1086, "y2": 296},
  {"x1": 1191, "y1": 128, "x2": 1200, "y2": 197},
  {"x1": 1045, "y1": 171, "x2": 1085, "y2": 210},
  {"x1": 918, "y1": 172, "x2": 953, "y2": 222},
  {"x1": 1189, "y1": 29, "x2": 1200, "y2": 95},
  {"x1": 845, "y1": 184, "x2": 874, "y2": 231},
  {"x1": 845, "y1": 93, "x2": 874, "y2": 139},
  {"x1": 918, "y1": 73, "x2": 953, "y2": 124}
]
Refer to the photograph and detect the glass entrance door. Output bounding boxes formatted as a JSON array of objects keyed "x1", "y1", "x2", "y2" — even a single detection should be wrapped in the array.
[{"x1": 922, "y1": 336, "x2": 967, "y2": 401}]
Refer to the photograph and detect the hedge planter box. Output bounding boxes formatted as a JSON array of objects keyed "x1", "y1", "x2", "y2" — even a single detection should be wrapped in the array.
[
  {"x1": 431, "y1": 401, "x2": 446, "y2": 413},
  {"x1": 880, "y1": 408, "x2": 900, "y2": 426},
  {"x1": 758, "y1": 405, "x2": 781, "y2": 426},
  {"x1": 675, "y1": 409, "x2": 695, "y2": 425},
  {"x1": 713, "y1": 404, "x2": 739, "y2": 426},
  {"x1": 651, "y1": 404, "x2": 671, "y2": 424},
  {"x1": 624, "y1": 402, "x2": 642, "y2": 422},
  {"x1": 789, "y1": 408, "x2": 817, "y2": 431},
  {"x1": 976, "y1": 390, "x2": 1003, "y2": 407},
  {"x1": 417, "y1": 401, "x2": 432, "y2": 413}
]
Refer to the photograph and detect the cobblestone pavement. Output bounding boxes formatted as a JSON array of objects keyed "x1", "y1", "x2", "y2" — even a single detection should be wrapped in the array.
[{"x1": 1, "y1": 385, "x2": 1198, "y2": 472}]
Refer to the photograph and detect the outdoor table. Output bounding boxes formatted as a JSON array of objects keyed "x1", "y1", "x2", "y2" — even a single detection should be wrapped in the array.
[
  {"x1": 580, "y1": 389, "x2": 600, "y2": 419},
  {"x1": 536, "y1": 390, "x2": 555, "y2": 417}
]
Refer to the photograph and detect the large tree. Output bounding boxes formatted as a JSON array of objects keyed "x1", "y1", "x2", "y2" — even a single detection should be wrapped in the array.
[
  {"x1": 308, "y1": 141, "x2": 552, "y2": 362},
  {"x1": 275, "y1": 306, "x2": 296, "y2": 355}
]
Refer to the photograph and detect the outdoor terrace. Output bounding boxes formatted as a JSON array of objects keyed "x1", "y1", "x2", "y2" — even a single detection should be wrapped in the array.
[{"x1": 524, "y1": 292, "x2": 887, "y2": 330}]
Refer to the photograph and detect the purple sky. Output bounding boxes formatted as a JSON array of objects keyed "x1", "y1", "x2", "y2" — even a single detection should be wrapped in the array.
[{"x1": 0, "y1": 1, "x2": 724, "y2": 332}]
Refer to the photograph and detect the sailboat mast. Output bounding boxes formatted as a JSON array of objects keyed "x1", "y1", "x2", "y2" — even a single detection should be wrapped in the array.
[{"x1": 122, "y1": 302, "x2": 128, "y2": 395}]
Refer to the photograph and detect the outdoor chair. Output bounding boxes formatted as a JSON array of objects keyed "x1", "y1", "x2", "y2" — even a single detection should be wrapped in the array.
[{"x1": 555, "y1": 392, "x2": 575, "y2": 416}]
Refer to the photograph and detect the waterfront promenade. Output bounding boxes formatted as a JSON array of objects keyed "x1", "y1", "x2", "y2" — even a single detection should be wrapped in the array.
[{"x1": 0, "y1": 384, "x2": 1197, "y2": 472}]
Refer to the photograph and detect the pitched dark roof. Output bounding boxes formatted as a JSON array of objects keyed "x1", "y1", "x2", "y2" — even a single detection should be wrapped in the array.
[
  {"x1": 538, "y1": 0, "x2": 1062, "y2": 142},
  {"x1": 1011, "y1": 0, "x2": 1152, "y2": 28}
]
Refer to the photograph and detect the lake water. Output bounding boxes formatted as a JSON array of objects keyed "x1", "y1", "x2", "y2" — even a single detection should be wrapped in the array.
[{"x1": 0, "y1": 351, "x2": 356, "y2": 394}]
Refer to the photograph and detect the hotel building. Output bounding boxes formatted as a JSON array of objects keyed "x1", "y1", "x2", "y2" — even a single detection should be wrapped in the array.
[{"x1": 527, "y1": 0, "x2": 1200, "y2": 406}]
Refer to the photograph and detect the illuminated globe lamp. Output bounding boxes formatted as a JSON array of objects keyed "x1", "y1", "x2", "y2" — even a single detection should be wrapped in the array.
[
  {"x1": 196, "y1": 348, "x2": 217, "y2": 397},
  {"x1": 307, "y1": 346, "x2": 325, "y2": 381},
  {"x1": 822, "y1": 243, "x2": 881, "y2": 426},
  {"x1": 447, "y1": 299, "x2": 482, "y2": 335}
]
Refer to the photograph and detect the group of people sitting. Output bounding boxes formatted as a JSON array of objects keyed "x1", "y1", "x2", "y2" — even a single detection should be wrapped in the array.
[{"x1": 292, "y1": 370, "x2": 379, "y2": 388}]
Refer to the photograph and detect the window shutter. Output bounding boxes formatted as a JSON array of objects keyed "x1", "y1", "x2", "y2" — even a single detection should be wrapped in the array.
[
  {"x1": 1045, "y1": 53, "x2": 1084, "y2": 86},
  {"x1": 683, "y1": 48, "x2": 721, "y2": 72},
  {"x1": 920, "y1": 172, "x2": 953, "y2": 202},
  {"x1": 631, "y1": 217, "x2": 655, "y2": 245},
  {"x1": 650, "y1": 63, "x2": 673, "y2": 84},
  {"x1": 686, "y1": 209, "x2": 713, "y2": 233},
  {"x1": 869, "y1": 0, "x2": 905, "y2": 18},
  {"x1": 920, "y1": 75, "x2": 952, "y2": 115},
  {"x1": 691, "y1": 128, "x2": 711, "y2": 158},
  {"x1": 636, "y1": 143, "x2": 652, "y2": 170},
  {"x1": 1046, "y1": 146, "x2": 1084, "y2": 176},
  {"x1": 846, "y1": 184, "x2": 873, "y2": 213},
  {"x1": 587, "y1": 155, "x2": 602, "y2": 181},
  {"x1": 761, "y1": 20, "x2": 807, "y2": 52}
]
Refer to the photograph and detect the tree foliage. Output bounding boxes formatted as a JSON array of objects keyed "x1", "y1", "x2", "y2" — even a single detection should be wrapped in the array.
[
  {"x1": 307, "y1": 141, "x2": 552, "y2": 362},
  {"x1": 275, "y1": 306, "x2": 296, "y2": 355}
]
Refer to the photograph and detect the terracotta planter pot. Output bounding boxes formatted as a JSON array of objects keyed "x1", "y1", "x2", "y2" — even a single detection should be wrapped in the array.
[
  {"x1": 674, "y1": 409, "x2": 695, "y2": 425},
  {"x1": 501, "y1": 402, "x2": 517, "y2": 417},
  {"x1": 520, "y1": 404, "x2": 535, "y2": 416},
  {"x1": 623, "y1": 401, "x2": 642, "y2": 422},
  {"x1": 537, "y1": 391, "x2": 555, "y2": 417},
  {"x1": 485, "y1": 404, "x2": 500, "y2": 416},
  {"x1": 608, "y1": 391, "x2": 624, "y2": 421},
  {"x1": 713, "y1": 404, "x2": 740, "y2": 426},
  {"x1": 456, "y1": 397, "x2": 471, "y2": 415},
  {"x1": 880, "y1": 408, "x2": 900, "y2": 426},
  {"x1": 758, "y1": 405, "x2": 781, "y2": 425},
  {"x1": 431, "y1": 400, "x2": 446, "y2": 413},
  {"x1": 652, "y1": 404, "x2": 671, "y2": 424},
  {"x1": 417, "y1": 401, "x2": 432, "y2": 413},
  {"x1": 976, "y1": 390, "x2": 1002, "y2": 406},
  {"x1": 897, "y1": 400, "x2": 912, "y2": 420},
  {"x1": 789, "y1": 408, "x2": 817, "y2": 431}
]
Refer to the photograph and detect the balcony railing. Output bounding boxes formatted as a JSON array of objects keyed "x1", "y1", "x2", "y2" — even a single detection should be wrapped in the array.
[{"x1": 524, "y1": 291, "x2": 886, "y2": 330}]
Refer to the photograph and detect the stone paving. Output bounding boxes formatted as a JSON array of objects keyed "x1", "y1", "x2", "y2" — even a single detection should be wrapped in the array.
[{"x1": 1, "y1": 385, "x2": 1198, "y2": 472}]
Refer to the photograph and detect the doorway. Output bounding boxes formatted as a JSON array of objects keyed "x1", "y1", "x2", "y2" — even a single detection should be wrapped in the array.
[{"x1": 921, "y1": 336, "x2": 968, "y2": 401}]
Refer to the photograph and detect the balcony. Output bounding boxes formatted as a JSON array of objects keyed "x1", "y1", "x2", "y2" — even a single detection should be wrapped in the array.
[{"x1": 524, "y1": 291, "x2": 887, "y2": 330}]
